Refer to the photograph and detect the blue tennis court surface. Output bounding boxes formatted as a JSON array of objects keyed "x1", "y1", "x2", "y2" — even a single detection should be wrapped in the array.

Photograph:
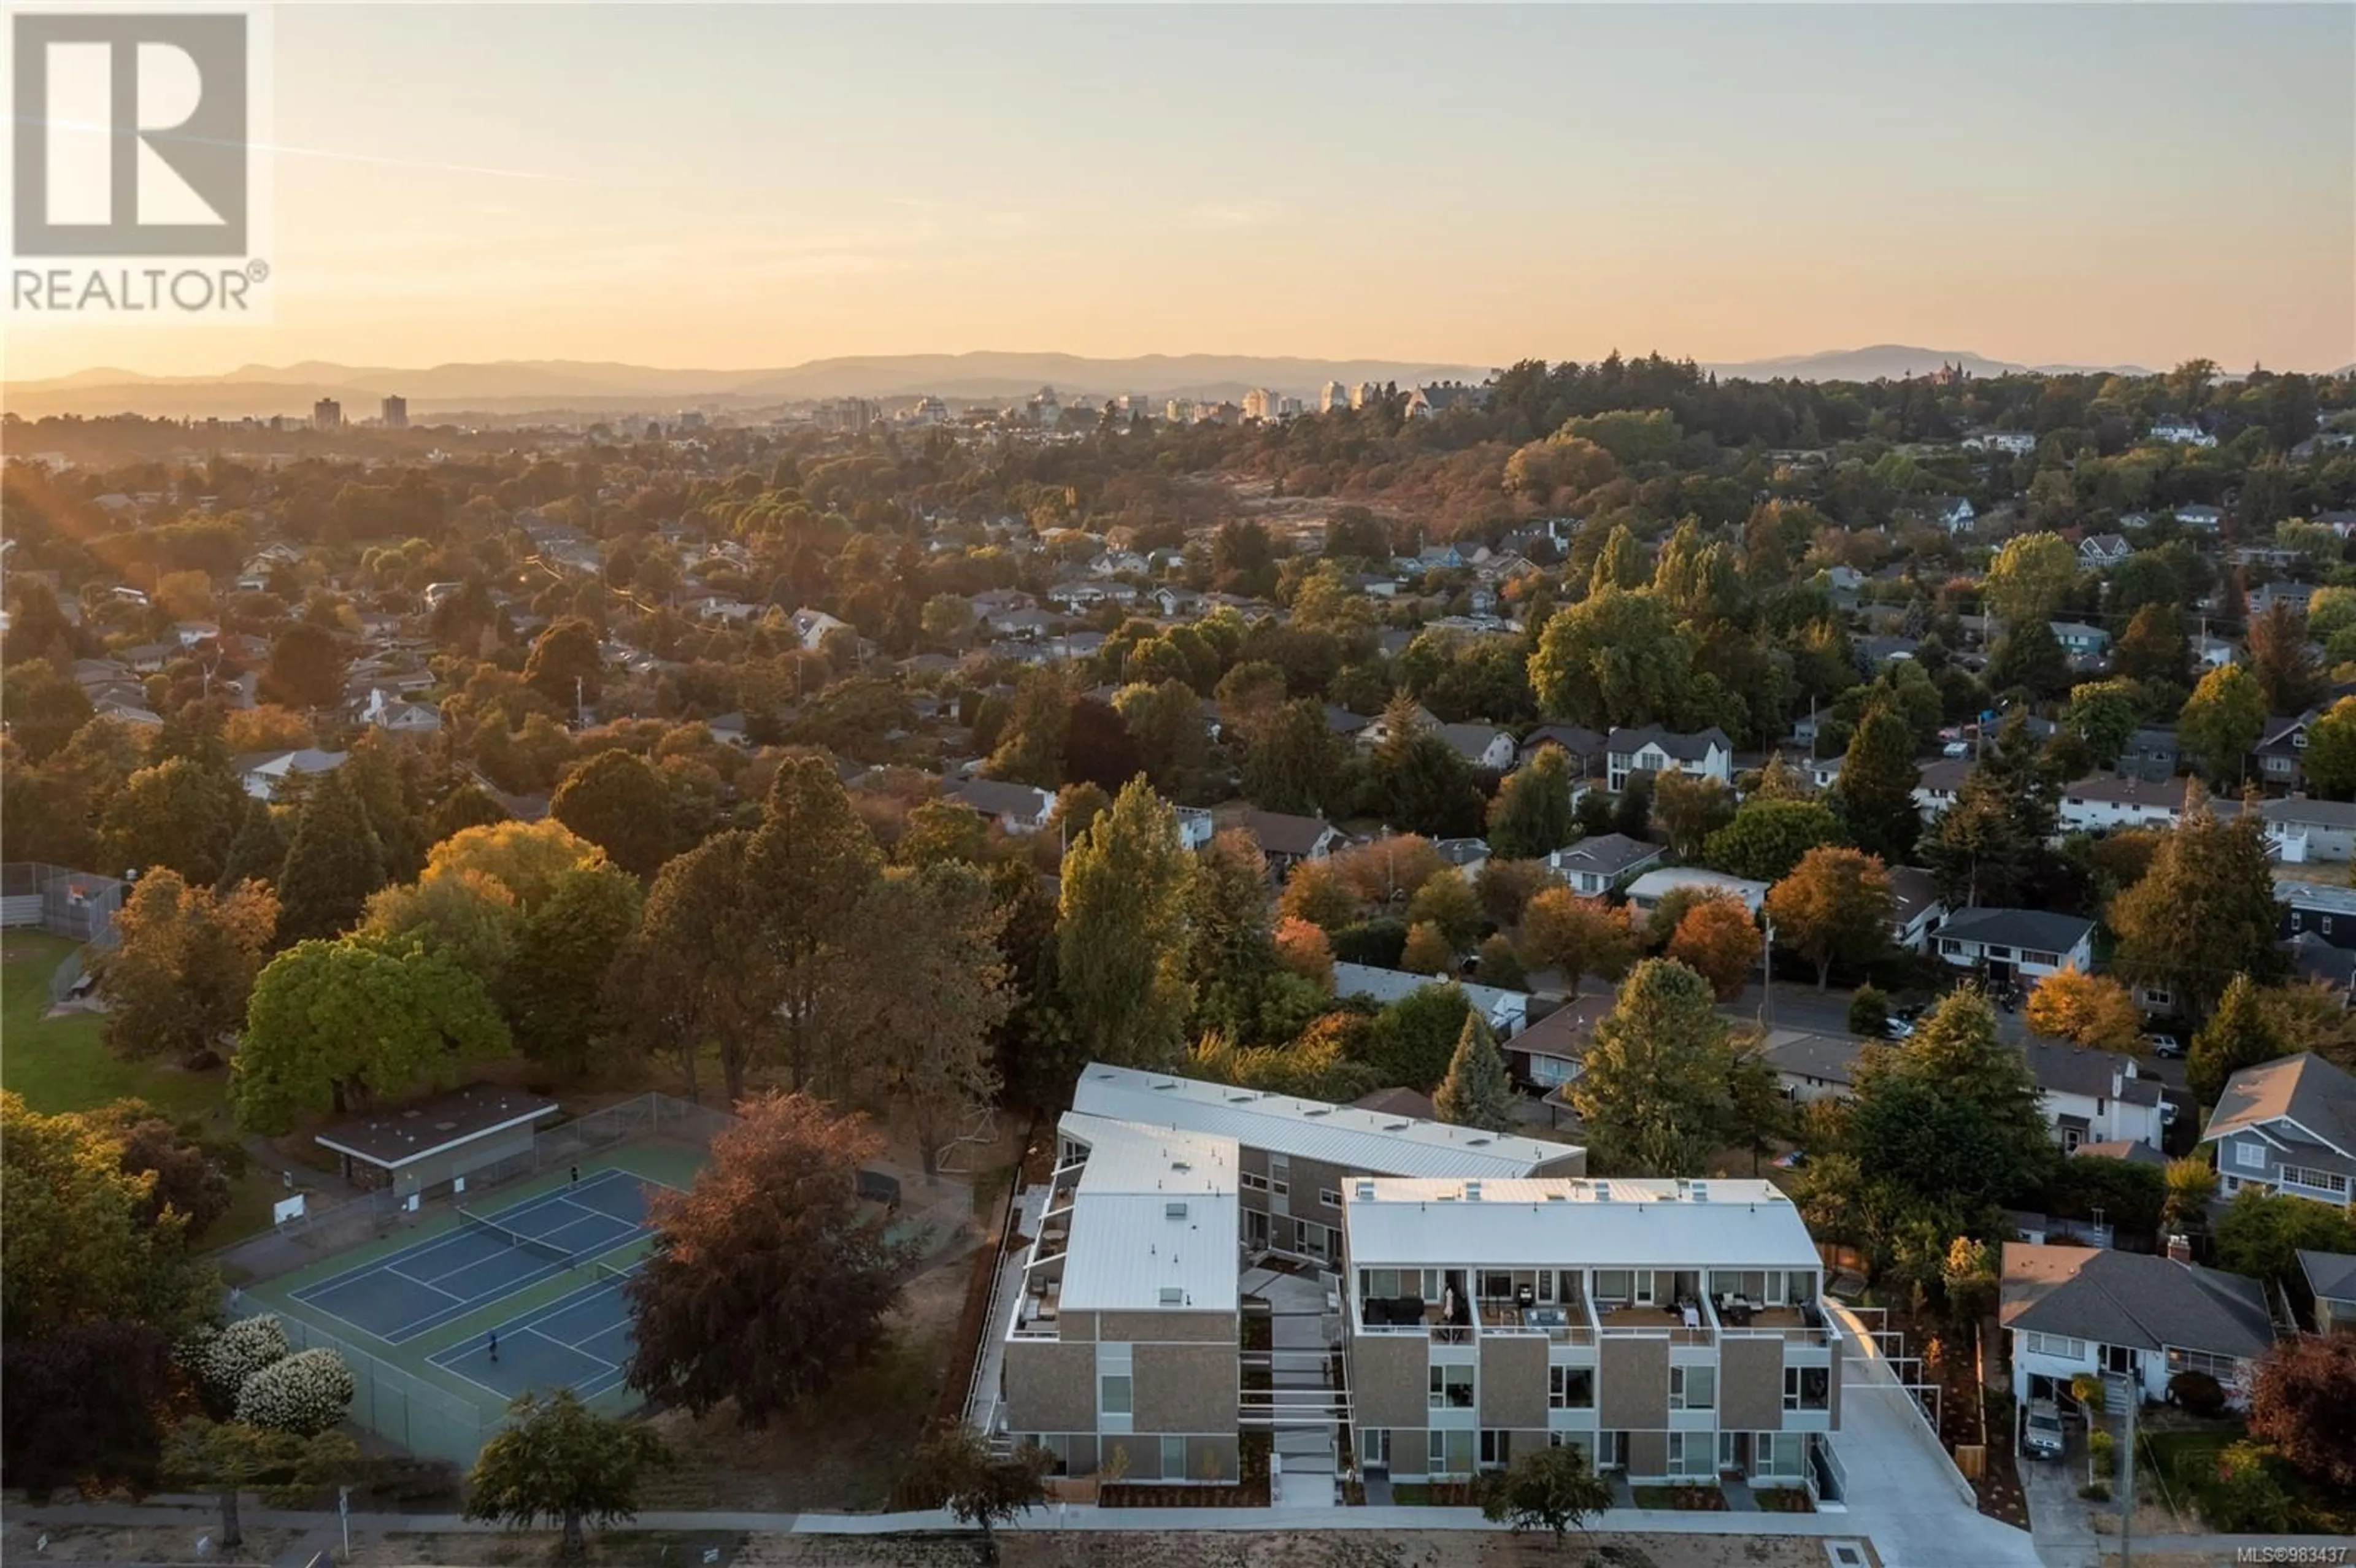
[
  {"x1": 291, "y1": 1169, "x2": 661, "y2": 1344},
  {"x1": 431, "y1": 1263, "x2": 639, "y2": 1401}
]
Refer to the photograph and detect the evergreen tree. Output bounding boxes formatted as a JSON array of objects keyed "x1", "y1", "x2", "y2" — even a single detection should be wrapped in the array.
[
  {"x1": 2187, "y1": 974, "x2": 2285, "y2": 1108},
  {"x1": 272, "y1": 770, "x2": 388, "y2": 945},
  {"x1": 217, "y1": 797, "x2": 288, "y2": 891},
  {"x1": 1570, "y1": 958, "x2": 1733, "y2": 1175},
  {"x1": 1486, "y1": 745, "x2": 1577, "y2": 859},
  {"x1": 1057, "y1": 780, "x2": 1197, "y2": 1066},
  {"x1": 1434, "y1": 1013, "x2": 1516, "y2": 1132},
  {"x1": 1830, "y1": 702, "x2": 1920, "y2": 863},
  {"x1": 2111, "y1": 785, "x2": 2286, "y2": 1020}
]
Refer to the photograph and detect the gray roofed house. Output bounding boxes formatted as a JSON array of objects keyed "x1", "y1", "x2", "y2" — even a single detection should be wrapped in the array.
[
  {"x1": 2296, "y1": 1249, "x2": 2356, "y2": 1334},
  {"x1": 1238, "y1": 809, "x2": 1345, "y2": 873},
  {"x1": 2078, "y1": 533, "x2": 2132, "y2": 567},
  {"x1": 1885, "y1": 865, "x2": 1946, "y2": 952},
  {"x1": 2001, "y1": 1242, "x2": 2273, "y2": 1407},
  {"x1": 1758, "y1": 1029, "x2": 1876, "y2": 1104},
  {"x1": 2200, "y1": 1052, "x2": 2356, "y2": 1211},
  {"x1": 2285, "y1": 931, "x2": 2356, "y2": 997},
  {"x1": 1517, "y1": 723, "x2": 1607, "y2": 774},
  {"x1": 1604, "y1": 725, "x2": 1734, "y2": 791},
  {"x1": 944, "y1": 777, "x2": 1056, "y2": 835},
  {"x1": 1934, "y1": 907, "x2": 2096, "y2": 980},
  {"x1": 2020, "y1": 1040, "x2": 2166, "y2": 1151},
  {"x1": 1435, "y1": 722, "x2": 1516, "y2": 772},
  {"x1": 1543, "y1": 832, "x2": 1664, "y2": 897},
  {"x1": 2116, "y1": 726, "x2": 2180, "y2": 784},
  {"x1": 1501, "y1": 985, "x2": 1619, "y2": 1095},
  {"x1": 1332, "y1": 963, "x2": 1530, "y2": 1038}
]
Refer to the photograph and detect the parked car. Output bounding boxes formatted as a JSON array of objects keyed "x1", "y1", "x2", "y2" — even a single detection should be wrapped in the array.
[
  {"x1": 2142, "y1": 1032, "x2": 2184, "y2": 1058},
  {"x1": 1881, "y1": 1016, "x2": 1916, "y2": 1041},
  {"x1": 2160, "y1": 1099, "x2": 2179, "y2": 1126},
  {"x1": 1942, "y1": 740, "x2": 1971, "y2": 758},
  {"x1": 2022, "y1": 1399, "x2": 2066, "y2": 1461}
]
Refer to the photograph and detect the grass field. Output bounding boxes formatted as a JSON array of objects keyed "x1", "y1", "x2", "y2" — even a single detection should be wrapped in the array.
[
  {"x1": 2, "y1": 930, "x2": 279, "y2": 1238},
  {"x1": 0, "y1": 931, "x2": 231, "y2": 1120}
]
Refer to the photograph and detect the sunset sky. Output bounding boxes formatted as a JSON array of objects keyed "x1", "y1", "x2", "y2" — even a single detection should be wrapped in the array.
[{"x1": 9, "y1": 2, "x2": 2353, "y2": 382}]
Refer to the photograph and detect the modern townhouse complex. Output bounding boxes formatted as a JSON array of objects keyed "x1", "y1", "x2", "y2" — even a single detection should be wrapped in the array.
[
  {"x1": 988, "y1": 1066, "x2": 1590, "y2": 1489},
  {"x1": 1342, "y1": 1177, "x2": 1839, "y2": 1493}
]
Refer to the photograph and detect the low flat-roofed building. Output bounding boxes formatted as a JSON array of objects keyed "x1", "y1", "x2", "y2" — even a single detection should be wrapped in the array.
[
  {"x1": 999, "y1": 1113, "x2": 1244, "y2": 1484},
  {"x1": 1341, "y1": 1176, "x2": 1837, "y2": 1490},
  {"x1": 314, "y1": 1085, "x2": 560, "y2": 1195}
]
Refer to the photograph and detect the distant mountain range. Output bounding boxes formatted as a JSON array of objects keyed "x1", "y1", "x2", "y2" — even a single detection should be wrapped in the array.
[{"x1": 6, "y1": 344, "x2": 2168, "y2": 420}]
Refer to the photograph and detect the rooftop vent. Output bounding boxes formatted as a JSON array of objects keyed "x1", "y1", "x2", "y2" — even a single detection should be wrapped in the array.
[
  {"x1": 1384, "y1": 1121, "x2": 1410, "y2": 1132},
  {"x1": 1158, "y1": 1286, "x2": 1185, "y2": 1306},
  {"x1": 1165, "y1": 1202, "x2": 1188, "y2": 1220},
  {"x1": 1466, "y1": 1137, "x2": 1492, "y2": 1147},
  {"x1": 1545, "y1": 1192, "x2": 1568, "y2": 1202},
  {"x1": 1463, "y1": 1181, "x2": 1483, "y2": 1201},
  {"x1": 1303, "y1": 1107, "x2": 1331, "y2": 1117},
  {"x1": 1151, "y1": 1080, "x2": 1177, "y2": 1091},
  {"x1": 1689, "y1": 1183, "x2": 1710, "y2": 1202},
  {"x1": 1593, "y1": 1186, "x2": 1612, "y2": 1202},
  {"x1": 1228, "y1": 1093, "x2": 1254, "y2": 1103},
  {"x1": 1354, "y1": 1180, "x2": 1376, "y2": 1201}
]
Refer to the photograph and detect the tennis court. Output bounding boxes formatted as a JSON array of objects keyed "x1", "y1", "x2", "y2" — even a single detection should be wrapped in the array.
[
  {"x1": 290, "y1": 1167, "x2": 661, "y2": 1344},
  {"x1": 431, "y1": 1261, "x2": 640, "y2": 1401}
]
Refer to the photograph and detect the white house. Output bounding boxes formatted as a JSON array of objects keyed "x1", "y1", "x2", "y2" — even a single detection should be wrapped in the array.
[
  {"x1": 2001, "y1": 1243, "x2": 2271, "y2": 1410},
  {"x1": 1920, "y1": 495, "x2": 1977, "y2": 534},
  {"x1": 1331, "y1": 963, "x2": 1528, "y2": 1039},
  {"x1": 1174, "y1": 805, "x2": 1216, "y2": 852},
  {"x1": 1912, "y1": 758, "x2": 1971, "y2": 820},
  {"x1": 1885, "y1": 866, "x2": 1946, "y2": 954},
  {"x1": 1544, "y1": 833, "x2": 1664, "y2": 897},
  {"x1": 2171, "y1": 504, "x2": 2224, "y2": 532},
  {"x1": 1436, "y1": 723, "x2": 1517, "y2": 772},
  {"x1": 1965, "y1": 432, "x2": 2039, "y2": 457},
  {"x1": 2077, "y1": 534, "x2": 2131, "y2": 569},
  {"x1": 1624, "y1": 867, "x2": 1770, "y2": 918},
  {"x1": 2049, "y1": 621, "x2": 2111, "y2": 659},
  {"x1": 945, "y1": 778, "x2": 1055, "y2": 836},
  {"x1": 1603, "y1": 726, "x2": 1734, "y2": 793},
  {"x1": 236, "y1": 748, "x2": 350, "y2": 801},
  {"x1": 2148, "y1": 418, "x2": 2218, "y2": 448},
  {"x1": 1933, "y1": 908, "x2": 2095, "y2": 983},
  {"x1": 2020, "y1": 1040, "x2": 2167, "y2": 1155},
  {"x1": 362, "y1": 688, "x2": 442, "y2": 733}
]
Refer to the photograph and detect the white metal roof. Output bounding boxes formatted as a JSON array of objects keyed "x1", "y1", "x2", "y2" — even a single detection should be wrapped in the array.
[
  {"x1": 1053, "y1": 1113, "x2": 1238, "y2": 1313},
  {"x1": 1341, "y1": 1177, "x2": 1820, "y2": 1270},
  {"x1": 1071, "y1": 1063, "x2": 1582, "y2": 1180},
  {"x1": 1625, "y1": 867, "x2": 1771, "y2": 913}
]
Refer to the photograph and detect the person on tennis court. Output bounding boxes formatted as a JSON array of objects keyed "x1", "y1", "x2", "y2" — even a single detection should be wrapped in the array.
[
  {"x1": 488, "y1": 1329, "x2": 499, "y2": 1364},
  {"x1": 570, "y1": 1165, "x2": 579, "y2": 1186}
]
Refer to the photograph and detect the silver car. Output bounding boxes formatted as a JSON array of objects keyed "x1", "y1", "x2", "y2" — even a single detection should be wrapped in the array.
[{"x1": 2022, "y1": 1398, "x2": 2066, "y2": 1461}]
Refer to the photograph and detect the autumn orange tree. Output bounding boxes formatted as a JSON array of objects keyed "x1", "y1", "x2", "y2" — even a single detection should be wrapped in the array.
[
  {"x1": 625, "y1": 1093, "x2": 920, "y2": 1426},
  {"x1": 1518, "y1": 886, "x2": 1633, "y2": 1000},
  {"x1": 1665, "y1": 894, "x2": 1757, "y2": 1001},
  {"x1": 1765, "y1": 847, "x2": 1893, "y2": 989},
  {"x1": 2023, "y1": 966, "x2": 2141, "y2": 1053}
]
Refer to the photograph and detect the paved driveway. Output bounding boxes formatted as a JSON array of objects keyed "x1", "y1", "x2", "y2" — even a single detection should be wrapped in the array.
[{"x1": 2017, "y1": 1419, "x2": 2098, "y2": 1568}]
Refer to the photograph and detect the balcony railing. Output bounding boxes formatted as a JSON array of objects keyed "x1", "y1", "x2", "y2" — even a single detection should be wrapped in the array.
[
  {"x1": 1594, "y1": 1301, "x2": 1714, "y2": 1345},
  {"x1": 1477, "y1": 1301, "x2": 1597, "y2": 1345}
]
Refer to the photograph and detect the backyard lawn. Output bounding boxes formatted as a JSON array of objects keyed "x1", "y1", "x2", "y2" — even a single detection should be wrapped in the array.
[{"x1": 3, "y1": 930, "x2": 279, "y2": 1239}]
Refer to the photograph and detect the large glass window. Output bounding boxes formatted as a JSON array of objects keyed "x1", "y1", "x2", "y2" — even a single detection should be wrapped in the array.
[
  {"x1": 1671, "y1": 1365, "x2": 1715, "y2": 1410},
  {"x1": 1100, "y1": 1375, "x2": 1133, "y2": 1416},
  {"x1": 1160, "y1": 1435, "x2": 1186, "y2": 1477},
  {"x1": 1430, "y1": 1366, "x2": 1475, "y2": 1409},
  {"x1": 1784, "y1": 1366, "x2": 1830, "y2": 1412},
  {"x1": 1426, "y1": 1428, "x2": 1474, "y2": 1476},
  {"x1": 1595, "y1": 1269, "x2": 1633, "y2": 1302},
  {"x1": 1549, "y1": 1366, "x2": 1595, "y2": 1409}
]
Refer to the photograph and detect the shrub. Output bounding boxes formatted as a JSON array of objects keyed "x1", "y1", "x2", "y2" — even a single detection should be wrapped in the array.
[
  {"x1": 2166, "y1": 1369, "x2": 2228, "y2": 1419},
  {"x1": 2204, "y1": 1443, "x2": 2294, "y2": 1533},
  {"x1": 1848, "y1": 985, "x2": 1890, "y2": 1037},
  {"x1": 235, "y1": 1347, "x2": 356, "y2": 1436},
  {"x1": 2077, "y1": 1482, "x2": 2111, "y2": 1502},
  {"x1": 188, "y1": 1315, "x2": 291, "y2": 1405},
  {"x1": 2088, "y1": 1429, "x2": 2115, "y2": 1480},
  {"x1": 1331, "y1": 918, "x2": 1408, "y2": 969}
]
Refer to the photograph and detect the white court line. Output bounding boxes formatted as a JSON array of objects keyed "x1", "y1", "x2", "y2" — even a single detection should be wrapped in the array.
[{"x1": 380, "y1": 1261, "x2": 469, "y2": 1302}]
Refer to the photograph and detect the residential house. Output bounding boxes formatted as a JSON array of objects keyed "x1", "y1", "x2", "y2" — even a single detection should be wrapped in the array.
[
  {"x1": 1431, "y1": 839, "x2": 1492, "y2": 880},
  {"x1": 1436, "y1": 723, "x2": 1517, "y2": 772},
  {"x1": 1501, "y1": 989, "x2": 1617, "y2": 1093},
  {"x1": 1517, "y1": 724, "x2": 1607, "y2": 778},
  {"x1": 2058, "y1": 775, "x2": 2211, "y2": 836},
  {"x1": 2049, "y1": 621, "x2": 2111, "y2": 660},
  {"x1": 2020, "y1": 1041, "x2": 2166, "y2": 1155},
  {"x1": 1604, "y1": 726, "x2": 1734, "y2": 793},
  {"x1": 1933, "y1": 908, "x2": 2096, "y2": 983},
  {"x1": 1322, "y1": 706, "x2": 1376, "y2": 744},
  {"x1": 2116, "y1": 728, "x2": 2181, "y2": 784},
  {"x1": 1333, "y1": 964, "x2": 1530, "y2": 1040},
  {"x1": 1342, "y1": 1177, "x2": 1839, "y2": 1489},
  {"x1": 945, "y1": 778, "x2": 1056, "y2": 836},
  {"x1": 1238, "y1": 809, "x2": 1345, "y2": 877},
  {"x1": 2170, "y1": 504, "x2": 2224, "y2": 532},
  {"x1": 1357, "y1": 702, "x2": 1442, "y2": 752},
  {"x1": 1885, "y1": 866, "x2": 1946, "y2": 955},
  {"x1": 2254, "y1": 711, "x2": 2317, "y2": 792},
  {"x1": 2077, "y1": 534, "x2": 2132, "y2": 569},
  {"x1": 2251, "y1": 582, "x2": 2317, "y2": 619},
  {"x1": 2285, "y1": 931, "x2": 2356, "y2": 1002},
  {"x1": 2073, "y1": 1139, "x2": 2169, "y2": 1170},
  {"x1": 1544, "y1": 834, "x2": 1664, "y2": 898},
  {"x1": 2260, "y1": 797, "x2": 2356, "y2": 863},
  {"x1": 1914, "y1": 495, "x2": 1976, "y2": 533},
  {"x1": 2001, "y1": 1242, "x2": 2271, "y2": 1409},
  {"x1": 1625, "y1": 867, "x2": 1769, "y2": 919},
  {"x1": 790, "y1": 606, "x2": 852, "y2": 651},
  {"x1": 2193, "y1": 634, "x2": 2238, "y2": 670},
  {"x1": 2201, "y1": 1052, "x2": 2356, "y2": 1211},
  {"x1": 234, "y1": 748, "x2": 349, "y2": 801},
  {"x1": 361, "y1": 688, "x2": 442, "y2": 733},
  {"x1": 1173, "y1": 806, "x2": 1215, "y2": 853},
  {"x1": 1758, "y1": 1031, "x2": 1874, "y2": 1105},
  {"x1": 1912, "y1": 758, "x2": 1973, "y2": 819},
  {"x1": 2294, "y1": 1251, "x2": 2356, "y2": 1335},
  {"x1": 1965, "y1": 431, "x2": 2039, "y2": 456},
  {"x1": 2148, "y1": 418, "x2": 2218, "y2": 448}
]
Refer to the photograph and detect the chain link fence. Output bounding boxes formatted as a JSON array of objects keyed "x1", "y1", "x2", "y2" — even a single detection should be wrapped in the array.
[{"x1": 2, "y1": 861, "x2": 128, "y2": 1002}]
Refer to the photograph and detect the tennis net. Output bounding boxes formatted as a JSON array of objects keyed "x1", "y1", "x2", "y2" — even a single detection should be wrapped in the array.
[{"x1": 457, "y1": 1207, "x2": 576, "y2": 1267}]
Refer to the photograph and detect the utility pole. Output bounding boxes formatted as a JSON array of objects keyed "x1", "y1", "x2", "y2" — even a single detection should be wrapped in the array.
[
  {"x1": 1761, "y1": 917, "x2": 1775, "y2": 1031},
  {"x1": 574, "y1": 674, "x2": 585, "y2": 730},
  {"x1": 2119, "y1": 1377, "x2": 2136, "y2": 1568}
]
